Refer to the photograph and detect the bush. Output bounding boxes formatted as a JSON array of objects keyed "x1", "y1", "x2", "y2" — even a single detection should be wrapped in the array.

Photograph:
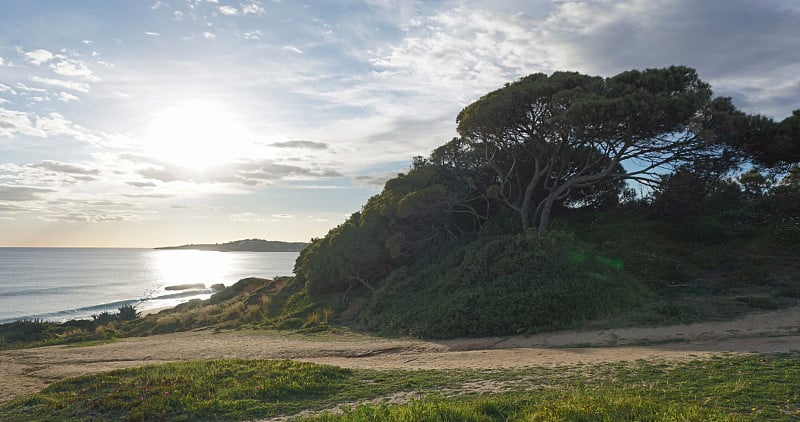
[
  {"x1": 117, "y1": 304, "x2": 140, "y2": 321},
  {"x1": 361, "y1": 230, "x2": 650, "y2": 338}
]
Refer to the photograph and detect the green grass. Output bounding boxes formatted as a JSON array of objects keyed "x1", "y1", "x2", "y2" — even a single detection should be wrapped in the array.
[
  {"x1": 310, "y1": 354, "x2": 800, "y2": 421},
  {"x1": 3, "y1": 354, "x2": 799, "y2": 421},
  {"x1": 0, "y1": 360, "x2": 459, "y2": 421}
]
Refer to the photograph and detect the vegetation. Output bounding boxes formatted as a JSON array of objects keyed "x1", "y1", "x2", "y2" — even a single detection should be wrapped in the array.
[
  {"x1": 3, "y1": 66, "x2": 799, "y2": 347},
  {"x1": 2, "y1": 354, "x2": 799, "y2": 421},
  {"x1": 0, "y1": 305, "x2": 140, "y2": 349},
  {"x1": 360, "y1": 230, "x2": 649, "y2": 338}
]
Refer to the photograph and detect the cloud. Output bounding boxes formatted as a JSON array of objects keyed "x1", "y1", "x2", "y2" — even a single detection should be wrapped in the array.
[
  {"x1": 58, "y1": 92, "x2": 80, "y2": 102},
  {"x1": 23, "y1": 49, "x2": 54, "y2": 65},
  {"x1": 243, "y1": 30, "x2": 262, "y2": 40},
  {"x1": 203, "y1": 32, "x2": 217, "y2": 39},
  {"x1": 150, "y1": 0, "x2": 163, "y2": 9},
  {"x1": 0, "y1": 108, "x2": 102, "y2": 143},
  {"x1": 145, "y1": 31, "x2": 160, "y2": 37},
  {"x1": 0, "y1": 108, "x2": 42, "y2": 138},
  {"x1": 219, "y1": 5, "x2": 238, "y2": 15},
  {"x1": 0, "y1": 56, "x2": 4, "y2": 66},
  {"x1": 229, "y1": 212, "x2": 266, "y2": 222},
  {"x1": 50, "y1": 59, "x2": 100, "y2": 81},
  {"x1": 134, "y1": 158, "x2": 342, "y2": 186},
  {"x1": 31, "y1": 76, "x2": 91, "y2": 92},
  {"x1": 126, "y1": 181, "x2": 158, "y2": 188},
  {"x1": 271, "y1": 213, "x2": 293, "y2": 219},
  {"x1": 40, "y1": 212, "x2": 134, "y2": 223},
  {"x1": 29, "y1": 160, "x2": 99, "y2": 175},
  {"x1": 137, "y1": 166, "x2": 186, "y2": 183},
  {"x1": 283, "y1": 46, "x2": 303, "y2": 54},
  {"x1": 14, "y1": 83, "x2": 47, "y2": 93},
  {"x1": 269, "y1": 140, "x2": 328, "y2": 150},
  {"x1": 352, "y1": 172, "x2": 396, "y2": 189},
  {"x1": 0, "y1": 185, "x2": 55, "y2": 201},
  {"x1": 242, "y1": 1, "x2": 266, "y2": 15}
]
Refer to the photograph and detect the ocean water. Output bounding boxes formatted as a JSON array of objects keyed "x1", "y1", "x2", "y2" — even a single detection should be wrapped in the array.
[{"x1": 0, "y1": 248, "x2": 299, "y2": 324}]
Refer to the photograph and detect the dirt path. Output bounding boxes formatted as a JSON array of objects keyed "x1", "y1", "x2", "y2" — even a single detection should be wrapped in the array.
[{"x1": 2, "y1": 306, "x2": 800, "y2": 404}]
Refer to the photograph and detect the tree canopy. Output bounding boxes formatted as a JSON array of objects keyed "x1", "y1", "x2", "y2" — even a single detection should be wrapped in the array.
[
  {"x1": 294, "y1": 65, "x2": 796, "y2": 298},
  {"x1": 455, "y1": 66, "x2": 730, "y2": 232}
]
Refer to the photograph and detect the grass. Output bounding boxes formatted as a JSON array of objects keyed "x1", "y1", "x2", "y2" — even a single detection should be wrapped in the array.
[{"x1": 2, "y1": 354, "x2": 799, "y2": 421}]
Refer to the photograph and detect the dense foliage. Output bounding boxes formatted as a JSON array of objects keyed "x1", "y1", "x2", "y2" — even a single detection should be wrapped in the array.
[{"x1": 360, "y1": 230, "x2": 649, "y2": 338}]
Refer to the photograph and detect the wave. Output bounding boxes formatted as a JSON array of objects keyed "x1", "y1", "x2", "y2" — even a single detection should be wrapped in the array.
[{"x1": 0, "y1": 288, "x2": 216, "y2": 324}]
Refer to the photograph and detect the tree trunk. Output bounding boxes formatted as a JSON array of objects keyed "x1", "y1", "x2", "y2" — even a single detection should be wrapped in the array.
[
  {"x1": 520, "y1": 206, "x2": 530, "y2": 231},
  {"x1": 537, "y1": 196, "x2": 556, "y2": 233}
]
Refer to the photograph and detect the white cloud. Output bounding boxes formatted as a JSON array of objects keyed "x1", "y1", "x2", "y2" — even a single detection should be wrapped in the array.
[
  {"x1": 0, "y1": 108, "x2": 44, "y2": 138},
  {"x1": 174, "y1": 10, "x2": 183, "y2": 20},
  {"x1": 50, "y1": 59, "x2": 100, "y2": 81},
  {"x1": 219, "y1": 5, "x2": 238, "y2": 15},
  {"x1": 203, "y1": 32, "x2": 217, "y2": 39},
  {"x1": 283, "y1": 46, "x2": 303, "y2": 54},
  {"x1": 150, "y1": 0, "x2": 163, "y2": 10},
  {"x1": 58, "y1": 92, "x2": 80, "y2": 102},
  {"x1": 15, "y1": 83, "x2": 47, "y2": 93},
  {"x1": 242, "y1": 1, "x2": 266, "y2": 15},
  {"x1": 31, "y1": 76, "x2": 90, "y2": 92},
  {"x1": 24, "y1": 49, "x2": 54, "y2": 65},
  {"x1": 145, "y1": 31, "x2": 160, "y2": 37},
  {"x1": 271, "y1": 213, "x2": 293, "y2": 219},
  {"x1": 0, "y1": 56, "x2": 4, "y2": 66},
  {"x1": 0, "y1": 184, "x2": 56, "y2": 201},
  {"x1": 243, "y1": 30, "x2": 262, "y2": 40},
  {"x1": 0, "y1": 108, "x2": 101, "y2": 143},
  {"x1": 82, "y1": 39, "x2": 93, "y2": 45},
  {"x1": 229, "y1": 212, "x2": 266, "y2": 222}
]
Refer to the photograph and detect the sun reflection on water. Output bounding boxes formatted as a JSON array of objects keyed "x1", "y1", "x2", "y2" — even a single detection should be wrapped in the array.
[
  {"x1": 138, "y1": 250, "x2": 240, "y2": 312},
  {"x1": 148, "y1": 250, "x2": 236, "y2": 287}
]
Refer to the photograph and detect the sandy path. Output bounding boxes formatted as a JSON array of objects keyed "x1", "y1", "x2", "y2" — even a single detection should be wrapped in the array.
[{"x1": 2, "y1": 306, "x2": 800, "y2": 404}]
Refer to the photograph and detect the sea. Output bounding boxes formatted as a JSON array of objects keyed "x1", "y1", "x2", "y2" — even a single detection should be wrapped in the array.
[{"x1": 0, "y1": 248, "x2": 299, "y2": 324}]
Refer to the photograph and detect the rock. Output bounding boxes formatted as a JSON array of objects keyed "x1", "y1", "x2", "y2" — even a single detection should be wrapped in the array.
[{"x1": 210, "y1": 283, "x2": 225, "y2": 291}]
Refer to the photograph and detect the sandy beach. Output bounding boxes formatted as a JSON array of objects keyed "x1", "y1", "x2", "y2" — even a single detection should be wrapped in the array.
[{"x1": 3, "y1": 305, "x2": 800, "y2": 404}]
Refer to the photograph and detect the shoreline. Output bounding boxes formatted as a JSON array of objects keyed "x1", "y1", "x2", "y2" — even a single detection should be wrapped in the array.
[{"x1": 139, "y1": 305, "x2": 175, "y2": 317}]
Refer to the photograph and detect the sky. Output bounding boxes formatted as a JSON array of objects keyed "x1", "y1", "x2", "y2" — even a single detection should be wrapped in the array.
[{"x1": 1, "y1": 0, "x2": 799, "y2": 247}]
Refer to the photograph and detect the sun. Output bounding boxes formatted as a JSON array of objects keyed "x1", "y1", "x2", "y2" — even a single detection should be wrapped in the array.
[{"x1": 143, "y1": 100, "x2": 249, "y2": 169}]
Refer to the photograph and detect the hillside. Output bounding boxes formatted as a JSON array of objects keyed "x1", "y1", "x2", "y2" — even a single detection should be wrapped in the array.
[{"x1": 155, "y1": 238, "x2": 307, "y2": 252}]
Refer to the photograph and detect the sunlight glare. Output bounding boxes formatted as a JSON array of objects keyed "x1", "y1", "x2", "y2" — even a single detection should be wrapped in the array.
[{"x1": 143, "y1": 100, "x2": 250, "y2": 168}]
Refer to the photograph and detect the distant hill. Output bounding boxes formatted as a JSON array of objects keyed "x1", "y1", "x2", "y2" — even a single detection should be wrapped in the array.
[{"x1": 155, "y1": 239, "x2": 307, "y2": 252}]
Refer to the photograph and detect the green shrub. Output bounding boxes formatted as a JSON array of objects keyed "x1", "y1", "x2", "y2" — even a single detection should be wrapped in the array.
[
  {"x1": 361, "y1": 230, "x2": 650, "y2": 338},
  {"x1": 116, "y1": 304, "x2": 140, "y2": 321}
]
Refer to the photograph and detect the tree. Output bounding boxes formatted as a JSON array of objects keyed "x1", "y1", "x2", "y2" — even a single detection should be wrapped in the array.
[
  {"x1": 456, "y1": 66, "x2": 736, "y2": 232},
  {"x1": 709, "y1": 100, "x2": 800, "y2": 170}
]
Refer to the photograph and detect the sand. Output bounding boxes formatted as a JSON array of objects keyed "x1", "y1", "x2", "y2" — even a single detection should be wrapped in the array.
[{"x1": 2, "y1": 305, "x2": 800, "y2": 404}]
